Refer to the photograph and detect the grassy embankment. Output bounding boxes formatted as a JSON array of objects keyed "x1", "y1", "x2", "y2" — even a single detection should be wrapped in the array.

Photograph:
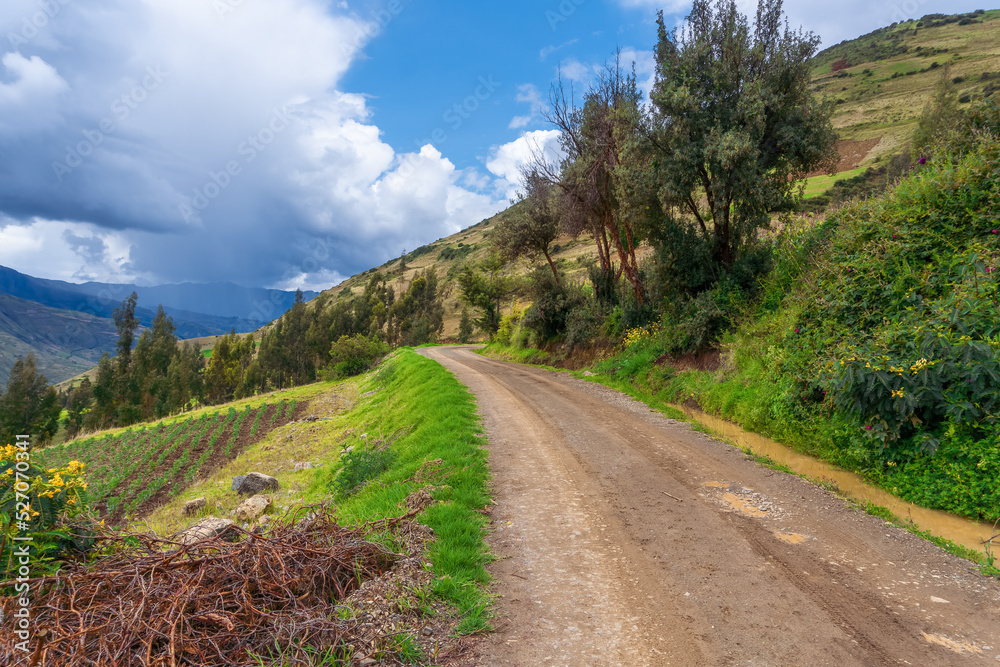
[
  {"x1": 39, "y1": 348, "x2": 494, "y2": 657},
  {"x1": 141, "y1": 349, "x2": 491, "y2": 631}
]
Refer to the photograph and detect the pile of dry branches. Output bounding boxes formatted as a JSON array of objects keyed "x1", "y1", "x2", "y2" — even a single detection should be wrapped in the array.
[{"x1": 0, "y1": 508, "x2": 402, "y2": 666}]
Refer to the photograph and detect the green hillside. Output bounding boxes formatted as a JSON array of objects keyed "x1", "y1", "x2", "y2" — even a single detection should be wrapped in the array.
[{"x1": 810, "y1": 9, "x2": 1000, "y2": 162}]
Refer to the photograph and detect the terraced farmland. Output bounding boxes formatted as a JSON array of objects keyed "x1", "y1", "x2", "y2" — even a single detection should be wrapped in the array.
[{"x1": 36, "y1": 398, "x2": 303, "y2": 524}]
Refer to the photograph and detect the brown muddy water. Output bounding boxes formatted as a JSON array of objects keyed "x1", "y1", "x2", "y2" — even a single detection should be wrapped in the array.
[{"x1": 678, "y1": 406, "x2": 997, "y2": 555}]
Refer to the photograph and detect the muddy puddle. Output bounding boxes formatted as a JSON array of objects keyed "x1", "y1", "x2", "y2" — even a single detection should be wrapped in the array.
[{"x1": 678, "y1": 406, "x2": 996, "y2": 554}]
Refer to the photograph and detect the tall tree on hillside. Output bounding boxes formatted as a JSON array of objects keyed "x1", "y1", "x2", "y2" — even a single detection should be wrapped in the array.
[
  {"x1": 650, "y1": 0, "x2": 836, "y2": 268},
  {"x1": 457, "y1": 254, "x2": 518, "y2": 335},
  {"x1": 542, "y1": 56, "x2": 648, "y2": 303},
  {"x1": 0, "y1": 354, "x2": 60, "y2": 444},
  {"x1": 132, "y1": 305, "x2": 179, "y2": 419},
  {"x1": 63, "y1": 377, "x2": 93, "y2": 439},
  {"x1": 112, "y1": 292, "x2": 140, "y2": 373},
  {"x1": 388, "y1": 267, "x2": 445, "y2": 346},
  {"x1": 166, "y1": 342, "x2": 204, "y2": 412},
  {"x1": 491, "y1": 167, "x2": 563, "y2": 283},
  {"x1": 111, "y1": 291, "x2": 142, "y2": 424},
  {"x1": 86, "y1": 353, "x2": 115, "y2": 430}
]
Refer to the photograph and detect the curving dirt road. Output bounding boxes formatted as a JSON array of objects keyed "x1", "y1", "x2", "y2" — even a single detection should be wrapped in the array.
[{"x1": 419, "y1": 346, "x2": 1000, "y2": 667}]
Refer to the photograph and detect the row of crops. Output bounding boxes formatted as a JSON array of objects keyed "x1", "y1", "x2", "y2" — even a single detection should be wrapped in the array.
[{"x1": 36, "y1": 398, "x2": 300, "y2": 523}]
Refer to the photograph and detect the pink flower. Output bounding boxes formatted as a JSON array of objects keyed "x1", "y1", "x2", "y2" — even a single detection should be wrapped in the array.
[
  {"x1": 865, "y1": 425, "x2": 872, "y2": 430},
  {"x1": 794, "y1": 328, "x2": 800, "y2": 333}
]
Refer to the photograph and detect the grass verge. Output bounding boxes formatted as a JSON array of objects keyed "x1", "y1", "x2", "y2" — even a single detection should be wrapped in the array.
[{"x1": 317, "y1": 349, "x2": 493, "y2": 635}]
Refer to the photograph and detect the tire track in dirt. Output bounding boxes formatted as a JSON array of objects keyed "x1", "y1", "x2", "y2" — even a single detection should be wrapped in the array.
[{"x1": 420, "y1": 346, "x2": 1000, "y2": 667}]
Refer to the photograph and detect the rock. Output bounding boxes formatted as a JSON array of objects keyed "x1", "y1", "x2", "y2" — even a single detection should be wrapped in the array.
[
  {"x1": 176, "y1": 517, "x2": 237, "y2": 545},
  {"x1": 230, "y1": 475, "x2": 246, "y2": 491},
  {"x1": 303, "y1": 414, "x2": 319, "y2": 422},
  {"x1": 421, "y1": 627, "x2": 433, "y2": 636},
  {"x1": 234, "y1": 472, "x2": 279, "y2": 495},
  {"x1": 293, "y1": 461, "x2": 315, "y2": 471},
  {"x1": 182, "y1": 497, "x2": 207, "y2": 516},
  {"x1": 359, "y1": 659, "x2": 377, "y2": 667},
  {"x1": 582, "y1": 370, "x2": 596, "y2": 377},
  {"x1": 235, "y1": 494, "x2": 271, "y2": 521}
]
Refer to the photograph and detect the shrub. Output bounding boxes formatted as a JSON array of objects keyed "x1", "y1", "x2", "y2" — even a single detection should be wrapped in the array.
[
  {"x1": 0, "y1": 445, "x2": 98, "y2": 579},
  {"x1": 522, "y1": 270, "x2": 588, "y2": 342},
  {"x1": 326, "y1": 335, "x2": 389, "y2": 379},
  {"x1": 329, "y1": 444, "x2": 396, "y2": 497}
]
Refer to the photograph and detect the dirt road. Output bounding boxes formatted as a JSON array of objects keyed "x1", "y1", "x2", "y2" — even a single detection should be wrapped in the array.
[{"x1": 418, "y1": 346, "x2": 1000, "y2": 667}]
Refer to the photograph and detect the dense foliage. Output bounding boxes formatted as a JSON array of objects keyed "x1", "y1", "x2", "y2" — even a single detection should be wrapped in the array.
[{"x1": 593, "y1": 94, "x2": 1000, "y2": 522}]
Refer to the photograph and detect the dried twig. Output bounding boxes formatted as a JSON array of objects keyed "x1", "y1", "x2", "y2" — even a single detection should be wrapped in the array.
[{"x1": 0, "y1": 508, "x2": 408, "y2": 666}]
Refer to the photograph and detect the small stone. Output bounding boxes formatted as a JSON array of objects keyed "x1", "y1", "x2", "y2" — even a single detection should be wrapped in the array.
[
  {"x1": 421, "y1": 627, "x2": 433, "y2": 636},
  {"x1": 582, "y1": 370, "x2": 596, "y2": 377},
  {"x1": 230, "y1": 476, "x2": 246, "y2": 491},
  {"x1": 182, "y1": 497, "x2": 207, "y2": 516},
  {"x1": 234, "y1": 472, "x2": 279, "y2": 496},
  {"x1": 176, "y1": 517, "x2": 237, "y2": 545},
  {"x1": 359, "y1": 659, "x2": 377, "y2": 667},
  {"x1": 294, "y1": 462, "x2": 315, "y2": 471},
  {"x1": 235, "y1": 494, "x2": 271, "y2": 521},
  {"x1": 303, "y1": 414, "x2": 319, "y2": 422}
]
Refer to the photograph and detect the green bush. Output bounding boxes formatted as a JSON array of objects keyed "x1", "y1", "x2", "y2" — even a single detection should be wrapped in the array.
[
  {"x1": 326, "y1": 335, "x2": 389, "y2": 379},
  {"x1": 1, "y1": 445, "x2": 98, "y2": 579},
  {"x1": 329, "y1": 444, "x2": 397, "y2": 497}
]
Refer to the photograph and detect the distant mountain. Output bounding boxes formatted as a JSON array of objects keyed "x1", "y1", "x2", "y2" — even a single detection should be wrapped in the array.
[
  {"x1": 0, "y1": 293, "x2": 119, "y2": 384},
  {"x1": 0, "y1": 266, "x2": 317, "y2": 338},
  {"x1": 0, "y1": 265, "x2": 320, "y2": 384}
]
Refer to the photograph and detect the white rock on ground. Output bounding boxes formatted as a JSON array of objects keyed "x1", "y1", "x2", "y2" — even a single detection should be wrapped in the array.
[
  {"x1": 182, "y1": 497, "x2": 207, "y2": 516},
  {"x1": 176, "y1": 517, "x2": 237, "y2": 545},
  {"x1": 235, "y1": 494, "x2": 272, "y2": 521}
]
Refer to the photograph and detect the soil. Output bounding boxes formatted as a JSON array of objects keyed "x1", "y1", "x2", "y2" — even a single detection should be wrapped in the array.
[
  {"x1": 806, "y1": 138, "x2": 882, "y2": 177},
  {"x1": 419, "y1": 346, "x2": 1000, "y2": 667},
  {"x1": 107, "y1": 400, "x2": 307, "y2": 524}
]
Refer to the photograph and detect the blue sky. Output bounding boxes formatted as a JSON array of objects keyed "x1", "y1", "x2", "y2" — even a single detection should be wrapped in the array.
[{"x1": 0, "y1": 0, "x2": 992, "y2": 290}]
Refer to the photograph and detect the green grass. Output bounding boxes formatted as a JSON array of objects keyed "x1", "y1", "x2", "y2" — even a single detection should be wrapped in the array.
[
  {"x1": 798, "y1": 167, "x2": 866, "y2": 199},
  {"x1": 313, "y1": 349, "x2": 494, "y2": 634}
]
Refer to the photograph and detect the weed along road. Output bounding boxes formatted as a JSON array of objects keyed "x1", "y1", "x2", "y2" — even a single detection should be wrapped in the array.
[{"x1": 418, "y1": 346, "x2": 1000, "y2": 667}]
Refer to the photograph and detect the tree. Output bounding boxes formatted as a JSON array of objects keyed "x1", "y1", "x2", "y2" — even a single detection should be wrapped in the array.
[
  {"x1": 543, "y1": 55, "x2": 649, "y2": 303},
  {"x1": 458, "y1": 307, "x2": 474, "y2": 344},
  {"x1": 491, "y1": 168, "x2": 562, "y2": 283},
  {"x1": 63, "y1": 377, "x2": 93, "y2": 439},
  {"x1": 0, "y1": 354, "x2": 60, "y2": 444},
  {"x1": 132, "y1": 305, "x2": 179, "y2": 420},
  {"x1": 388, "y1": 268, "x2": 445, "y2": 346},
  {"x1": 112, "y1": 292, "x2": 140, "y2": 374},
  {"x1": 457, "y1": 254, "x2": 518, "y2": 335},
  {"x1": 650, "y1": 0, "x2": 836, "y2": 268}
]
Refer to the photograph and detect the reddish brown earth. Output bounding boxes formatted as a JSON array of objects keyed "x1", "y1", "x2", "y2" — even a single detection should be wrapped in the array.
[
  {"x1": 419, "y1": 346, "x2": 1000, "y2": 667},
  {"x1": 806, "y1": 138, "x2": 882, "y2": 177}
]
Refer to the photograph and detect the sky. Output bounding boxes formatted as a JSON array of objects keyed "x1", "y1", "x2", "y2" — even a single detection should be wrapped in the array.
[{"x1": 0, "y1": 0, "x2": 992, "y2": 291}]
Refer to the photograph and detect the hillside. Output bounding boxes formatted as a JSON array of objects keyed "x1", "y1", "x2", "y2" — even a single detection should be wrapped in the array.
[
  {"x1": 809, "y1": 9, "x2": 1000, "y2": 164},
  {"x1": 0, "y1": 293, "x2": 118, "y2": 384}
]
